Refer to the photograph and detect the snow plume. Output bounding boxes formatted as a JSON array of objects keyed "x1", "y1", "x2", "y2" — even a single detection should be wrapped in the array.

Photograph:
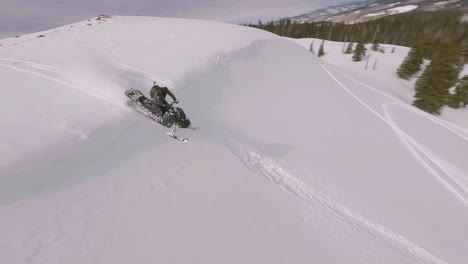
[
  {"x1": 63, "y1": 55, "x2": 129, "y2": 110},
  {"x1": 226, "y1": 139, "x2": 448, "y2": 264}
]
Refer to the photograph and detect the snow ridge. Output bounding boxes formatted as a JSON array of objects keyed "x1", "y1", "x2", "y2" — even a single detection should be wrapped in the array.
[{"x1": 226, "y1": 139, "x2": 447, "y2": 264}]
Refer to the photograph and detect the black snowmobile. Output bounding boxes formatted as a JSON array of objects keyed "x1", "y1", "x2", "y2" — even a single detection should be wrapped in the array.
[{"x1": 125, "y1": 88, "x2": 198, "y2": 142}]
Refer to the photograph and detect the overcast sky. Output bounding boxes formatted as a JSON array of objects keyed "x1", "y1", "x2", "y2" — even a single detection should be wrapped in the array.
[{"x1": 0, "y1": 0, "x2": 347, "y2": 38}]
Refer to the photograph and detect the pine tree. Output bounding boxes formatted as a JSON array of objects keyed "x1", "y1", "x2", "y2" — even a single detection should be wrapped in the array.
[
  {"x1": 345, "y1": 42, "x2": 353, "y2": 54},
  {"x1": 318, "y1": 40, "x2": 325, "y2": 57},
  {"x1": 396, "y1": 46, "x2": 424, "y2": 80},
  {"x1": 353, "y1": 40, "x2": 366, "y2": 61},
  {"x1": 396, "y1": 37, "x2": 433, "y2": 80},
  {"x1": 449, "y1": 76, "x2": 468, "y2": 108},
  {"x1": 413, "y1": 41, "x2": 463, "y2": 114}
]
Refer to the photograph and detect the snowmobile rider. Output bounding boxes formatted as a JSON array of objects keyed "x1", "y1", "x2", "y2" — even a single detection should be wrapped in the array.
[{"x1": 149, "y1": 82, "x2": 178, "y2": 116}]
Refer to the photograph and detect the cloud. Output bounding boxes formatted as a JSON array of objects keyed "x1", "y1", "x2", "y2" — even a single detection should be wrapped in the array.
[{"x1": 0, "y1": 0, "x2": 345, "y2": 37}]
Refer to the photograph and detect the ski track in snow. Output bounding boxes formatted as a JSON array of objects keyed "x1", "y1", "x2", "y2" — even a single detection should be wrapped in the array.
[
  {"x1": 323, "y1": 63, "x2": 468, "y2": 139},
  {"x1": 0, "y1": 58, "x2": 128, "y2": 111},
  {"x1": 320, "y1": 63, "x2": 468, "y2": 207},
  {"x1": 0, "y1": 58, "x2": 64, "y2": 74},
  {"x1": 226, "y1": 139, "x2": 447, "y2": 264},
  {"x1": 51, "y1": 118, "x2": 88, "y2": 140},
  {"x1": 382, "y1": 102, "x2": 468, "y2": 198}
]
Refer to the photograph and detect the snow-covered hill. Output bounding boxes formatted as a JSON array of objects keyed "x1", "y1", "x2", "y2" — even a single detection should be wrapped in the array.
[{"x1": 1, "y1": 16, "x2": 468, "y2": 264}]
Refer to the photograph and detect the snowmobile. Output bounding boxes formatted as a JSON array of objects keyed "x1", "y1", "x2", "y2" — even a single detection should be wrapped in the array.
[{"x1": 125, "y1": 88, "x2": 199, "y2": 142}]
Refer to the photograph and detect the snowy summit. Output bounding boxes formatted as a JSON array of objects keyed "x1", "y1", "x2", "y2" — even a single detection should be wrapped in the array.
[{"x1": 0, "y1": 16, "x2": 468, "y2": 264}]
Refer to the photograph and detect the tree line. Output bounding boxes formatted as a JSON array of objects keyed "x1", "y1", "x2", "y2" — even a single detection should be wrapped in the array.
[
  {"x1": 247, "y1": 10, "x2": 468, "y2": 114},
  {"x1": 247, "y1": 10, "x2": 468, "y2": 52}
]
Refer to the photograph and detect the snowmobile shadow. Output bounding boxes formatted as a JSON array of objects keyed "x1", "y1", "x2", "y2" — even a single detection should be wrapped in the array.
[
  {"x1": 0, "y1": 115, "x2": 168, "y2": 206},
  {"x1": 175, "y1": 39, "x2": 292, "y2": 157}
]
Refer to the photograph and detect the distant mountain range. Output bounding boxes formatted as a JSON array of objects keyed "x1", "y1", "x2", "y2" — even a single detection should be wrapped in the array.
[{"x1": 291, "y1": 0, "x2": 468, "y2": 23}]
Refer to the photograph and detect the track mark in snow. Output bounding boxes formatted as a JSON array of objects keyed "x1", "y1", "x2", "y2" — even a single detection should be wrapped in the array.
[
  {"x1": 323, "y1": 63, "x2": 468, "y2": 140},
  {"x1": 383, "y1": 102, "x2": 468, "y2": 201},
  {"x1": 0, "y1": 58, "x2": 64, "y2": 74},
  {"x1": 320, "y1": 63, "x2": 468, "y2": 207},
  {"x1": 226, "y1": 139, "x2": 447, "y2": 264},
  {"x1": 53, "y1": 119, "x2": 88, "y2": 140},
  {"x1": 112, "y1": 61, "x2": 176, "y2": 88},
  {"x1": 0, "y1": 59, "x2": 128, "y2": 110}
]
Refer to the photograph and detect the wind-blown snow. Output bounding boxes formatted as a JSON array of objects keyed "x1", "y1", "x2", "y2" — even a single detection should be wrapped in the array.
[{"x1": 1, "y1": 17, "x2": 468, "y2": 264}]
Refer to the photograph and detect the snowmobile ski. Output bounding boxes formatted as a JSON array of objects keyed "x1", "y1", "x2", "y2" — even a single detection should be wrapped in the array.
[{"x1": 166, "y1": 132, "x2": 189, "y2": 143}]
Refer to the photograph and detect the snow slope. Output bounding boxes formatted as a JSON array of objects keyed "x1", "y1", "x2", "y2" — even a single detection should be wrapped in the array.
[
  {"x1": 1, "y1": 17, "x2": 468, "y2": 264},
  {"x1": 365, "y1": 4, "x2": 419, "y2": 17},
  {"x1": 291, "y1": 38, "x2": 468, "y2": 128}
]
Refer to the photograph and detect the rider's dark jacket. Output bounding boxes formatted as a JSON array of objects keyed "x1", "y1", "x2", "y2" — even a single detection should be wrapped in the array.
[{"x1": 150, "y1": 85, "x2": 177, "y2": 106}]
